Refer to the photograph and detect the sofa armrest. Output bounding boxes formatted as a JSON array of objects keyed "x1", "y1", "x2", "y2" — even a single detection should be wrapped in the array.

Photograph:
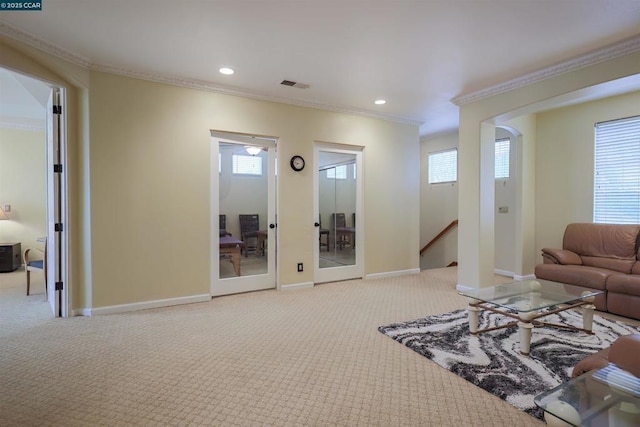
[
  {"x1": 541, "y1": 248, "x2": 582, "y2": 265},
  {"x1": 608, "y1": 333, "x2": 640, "y2": 377}
]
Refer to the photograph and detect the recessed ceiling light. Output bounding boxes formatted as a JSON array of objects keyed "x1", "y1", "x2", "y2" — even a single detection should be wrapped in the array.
[
  {"x1": 219, "y1": 67, "x2": 235, "y2": 75},
  {"x1": 374, "y1": 99, "x2": 386, "y2": 105}
]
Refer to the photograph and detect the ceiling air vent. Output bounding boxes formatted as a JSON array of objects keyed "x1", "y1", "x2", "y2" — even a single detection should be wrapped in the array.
[{"x1": 280, "y1": 80, "x2": 310, "y2": 89}]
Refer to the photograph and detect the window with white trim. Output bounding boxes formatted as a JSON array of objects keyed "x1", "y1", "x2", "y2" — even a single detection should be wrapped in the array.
[
  {"x1": 232, "y1": 154, "x2": 262, "y2": 175},
  {"x1": 428, "y1": 148, "x2": 457, "y2": 184},
  {"x1": 495, "y1": 138, "x2": 510, "y2": 179},
  {"x1": 594, "y1": 115, "x2": 640, "y2": 224}
]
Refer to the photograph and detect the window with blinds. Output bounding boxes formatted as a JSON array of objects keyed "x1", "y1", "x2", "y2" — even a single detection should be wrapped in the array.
[
  {"x1": 495, "y1": 138, "x2": 510, "y2": 179},
  {"x1": 326, "y1": 164, "x2": 347, "y2": 179},
  {"x1": 232, "y1": 154, "x2": 262, "y2": 175},
  {"x1": 428, "y1": 148, "x2": 457, "y2": 184},
  {"x1": 594, "y1": 115, "x2": 640, "y2": 224}
]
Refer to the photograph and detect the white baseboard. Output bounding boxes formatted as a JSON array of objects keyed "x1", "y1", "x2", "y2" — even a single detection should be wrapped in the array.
[
  {"x1": 494, "y1": 269, "x2": 514, "y2": 278},
  {"x1": 88, "y1": 294, "x2": 211, "y2": 316},
  {"x1": 455, "y1": 284, "x2": 474, "y2": 293},
  {"x1": 366, "y1": 268, "x2": 420, "y2": 280},
  {"x1": 280, "y1": 282, "x2": 314, "y2": 291},
  {"x1": 493, "y1": 270, "x2": 536, "y2": 281},
  {"x1": 71, "y1": 308, "x2": 92, "y2": 317}
]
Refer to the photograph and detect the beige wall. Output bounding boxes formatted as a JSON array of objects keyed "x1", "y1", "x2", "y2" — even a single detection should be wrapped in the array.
[
  {"x1": 0, "y1": 127, "x2": 47, "y2": 253},
  {"x1": 89, "y1": 71, "x2": 419, "y2": 308},
  {"x1": 536, "y1": 90, "x2": 640, "y2": 256},
  {"x1": 1, "y1": 36, "x2": 419, "y2": 313}
]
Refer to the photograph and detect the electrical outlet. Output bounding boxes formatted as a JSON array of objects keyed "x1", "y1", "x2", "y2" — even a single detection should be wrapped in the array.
[
  {"x1": 297, "y1": 263, "x2": 303, "y2": 272},
  {"x1": 498, "y1": 206, "x2": 508, "y2": 213}
]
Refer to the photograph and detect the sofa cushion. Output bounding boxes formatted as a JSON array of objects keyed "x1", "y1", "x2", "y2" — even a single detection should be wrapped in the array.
[
  {"x1": 535, "y1": 264, "x2": 610, "y2": 310},
  {"x1": 607, "y1": 293, "x2": 640, "y2": 321},
  {"x1": 563, "y1": 223, "x2": 640, "y2": 273},
  {"x1": 535, "y1": 264, "x2": 611, "y2": 290},
  {"x1": 606, "y1": 274, "x2": 640, "y2": 297},
  {"x1": 581, "y1": 256, "x2": 635, "y2": 274}
]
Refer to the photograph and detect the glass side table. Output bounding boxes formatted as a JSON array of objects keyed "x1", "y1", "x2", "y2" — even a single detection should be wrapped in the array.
[{"x1": 534, "y1": 364, "x2": 640, "y2": 426}]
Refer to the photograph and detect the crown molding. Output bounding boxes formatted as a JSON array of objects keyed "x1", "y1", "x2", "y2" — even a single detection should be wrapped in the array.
[
  {"x1": 0, "y1": 20, "x2": 91, "y2": 68},
  {"x1": 452, "y1": 35, "x2": 640, "y2": 106},
  {"x1": 91, "y1": 63, "x2": 424, "y2": 127},
  {"x1": 0, "y1": 20, "x2": 422, "y2": 127}
]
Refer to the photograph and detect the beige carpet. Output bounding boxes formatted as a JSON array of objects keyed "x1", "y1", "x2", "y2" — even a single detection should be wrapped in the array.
[{"x1": 0, "y1": 267, "x2": 564, "y2": 426}]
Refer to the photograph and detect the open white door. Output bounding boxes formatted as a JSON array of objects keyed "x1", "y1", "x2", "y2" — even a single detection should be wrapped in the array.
[{"x1": 45, "y1": 87, "x2": 66, "y2": 317}]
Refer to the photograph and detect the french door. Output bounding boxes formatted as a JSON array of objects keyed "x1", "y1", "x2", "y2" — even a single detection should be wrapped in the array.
[
  {"x1": 314, "y1": 143, "x2": 363, "y2": 283},
  {"x1": 210, "y1": 131, "x2": 277, "y2": 296}
]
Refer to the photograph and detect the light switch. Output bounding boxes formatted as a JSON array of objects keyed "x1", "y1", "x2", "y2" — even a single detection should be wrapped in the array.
[{"x1": 498, "y1": 206, "x2": 508, "y2": 213}]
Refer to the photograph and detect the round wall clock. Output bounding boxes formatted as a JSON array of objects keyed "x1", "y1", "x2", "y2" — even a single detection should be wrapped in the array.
[{"x1": 290, "y1": 155, "x2": 305, "y2": 171}]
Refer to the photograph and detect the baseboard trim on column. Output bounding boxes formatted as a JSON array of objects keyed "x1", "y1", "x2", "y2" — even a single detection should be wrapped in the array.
[{"x1": 366, "y1": 268, "x2": 420, "y2": 280}]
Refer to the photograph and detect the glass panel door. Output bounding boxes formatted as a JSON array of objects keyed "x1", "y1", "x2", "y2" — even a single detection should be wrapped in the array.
[
  {"x1": 210, "y1": 132, "x2": 276, "y2": 296},
  {"x1": 314, "y1": 145, "x2": 363, "y2": 283}
]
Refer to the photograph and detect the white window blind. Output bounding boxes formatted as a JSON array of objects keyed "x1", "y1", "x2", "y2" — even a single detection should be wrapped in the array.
[
  {"x1": 428, "y1": 149, "x2": 457, "y2": 184},
  {"x1": 326, "y1": 165, "x2": 347, "y2": 179},
  {"x1": 594, "y1": 115, "x2": 640, "y2": 224},
  {"x1": 232, "y1": 154, "x2": 262, "y2": 175},
  {"x1": 495, "y1": 138, "x2": 510, "y2": 179}
]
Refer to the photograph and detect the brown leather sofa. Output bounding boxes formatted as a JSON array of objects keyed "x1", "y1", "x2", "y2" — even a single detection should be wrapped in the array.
[{"x1": 535, "y1": 223, "x2": 640, "y2": 321}]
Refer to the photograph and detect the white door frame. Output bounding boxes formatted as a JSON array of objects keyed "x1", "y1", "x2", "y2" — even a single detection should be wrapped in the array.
[
  {"x1": 210, "y1": 131, "x2": 277, "y2": 296},
  {"x1": 313, "y1": 142, "x2": 364, "y2": 284}
]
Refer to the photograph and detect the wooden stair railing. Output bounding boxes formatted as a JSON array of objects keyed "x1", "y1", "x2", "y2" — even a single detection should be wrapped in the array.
[{"x1": 420, "y1": 219, "x2": 458, "y2": 256}]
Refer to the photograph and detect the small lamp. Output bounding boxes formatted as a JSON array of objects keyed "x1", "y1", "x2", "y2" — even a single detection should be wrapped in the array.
[
  {"x1": 0, "y1": 207, "x2": 8, "y2": 220},
  {"x1": 245, "y1": 146, "x2": 262, "y2": 156}
]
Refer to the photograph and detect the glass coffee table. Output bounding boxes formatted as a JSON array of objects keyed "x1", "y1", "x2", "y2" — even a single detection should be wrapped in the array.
[
  {"x1": 457, "y1": 279, "x2": 603, "y2": 355},
  {"x1": 534, "y1": 363, "x2": 640, "y2": 426}
]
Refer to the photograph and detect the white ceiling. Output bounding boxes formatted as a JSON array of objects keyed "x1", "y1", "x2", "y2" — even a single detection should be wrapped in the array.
[{"x1": 1, "y1": 1, "x2": 640, "y2": 136}]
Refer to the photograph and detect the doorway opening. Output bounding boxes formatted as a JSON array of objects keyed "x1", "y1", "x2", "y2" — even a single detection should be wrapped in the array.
[{"x1": 0, "y1": 67, "x2": 68, "y2": 317}]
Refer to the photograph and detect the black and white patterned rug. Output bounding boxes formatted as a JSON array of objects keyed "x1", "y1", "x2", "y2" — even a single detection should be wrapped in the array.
[{"x1": 378, "y1": 309, "x2": 640, "y2": 420}]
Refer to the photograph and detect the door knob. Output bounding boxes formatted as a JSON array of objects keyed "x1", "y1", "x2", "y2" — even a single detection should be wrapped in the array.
[
  {"x1": 314, "y1": 222, "x2": 320, "y2": 227},
  {"x1": 269, "y1": 223, "x2": 276, "y2": 229}
]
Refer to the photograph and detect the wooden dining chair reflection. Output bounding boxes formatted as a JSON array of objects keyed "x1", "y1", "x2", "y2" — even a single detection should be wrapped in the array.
[{"x1": 24, "y1": 240, "x2": 47, "y2": 296}]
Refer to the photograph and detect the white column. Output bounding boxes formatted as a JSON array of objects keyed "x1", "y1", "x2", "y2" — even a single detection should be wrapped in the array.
[{"x1": 458, "y1": 117, "x2": 496, "y2": 288}]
